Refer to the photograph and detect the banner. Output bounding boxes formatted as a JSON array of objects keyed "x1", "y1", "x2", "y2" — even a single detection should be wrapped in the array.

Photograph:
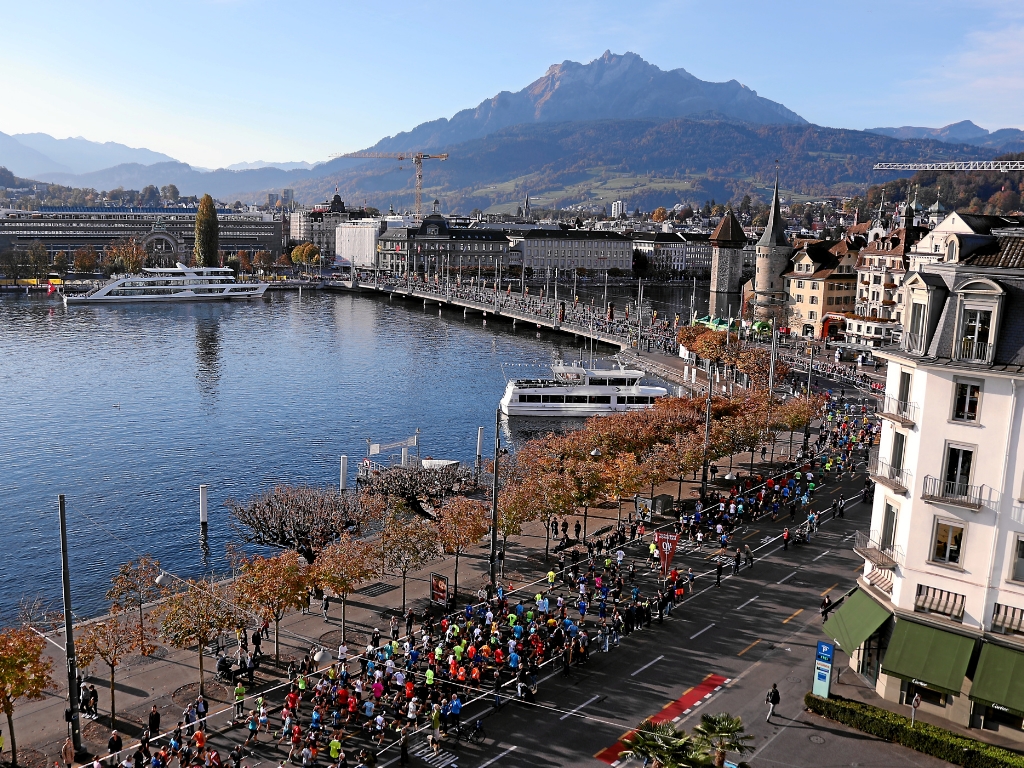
[
  {"x1": 429, "y1": 573, "x2": 449, "y2": 605},
  {"x1": 654, "y1": 531, "x2": 679, "y2": 575}
]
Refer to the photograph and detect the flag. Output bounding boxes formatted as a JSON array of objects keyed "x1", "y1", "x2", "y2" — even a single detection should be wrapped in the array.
[
  {"x1": 654, "y1": 532, "x2": 680, "y2": 575},
  {"x1": 47, "y1": 280, "x2": 56, "y2": 296}
]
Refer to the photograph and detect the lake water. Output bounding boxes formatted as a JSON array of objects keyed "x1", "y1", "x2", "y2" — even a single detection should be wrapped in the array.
[{"x1": 0, "y1": 284, "x2": 706, "y2": 621}]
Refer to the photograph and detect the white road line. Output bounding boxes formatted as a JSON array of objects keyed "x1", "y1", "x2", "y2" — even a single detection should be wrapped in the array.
[
  {"x1": 777, "y1": 571, "x2": 797, "y2": 584},
  {"x1": 690, "y1": 623, "x2": 715, "y2": 640},
  {"x1": 478, "y1": 745, "x2": 519, "y2": 767},
  {"x1": 631, "y1": 655, "x2": 665, "y2": 676},
  {"x1": 560, "y1": 694, "x2": 601, "y2": 720},
  {"x1": 736, "y1": 595, "x2": 759, "y2": 611},
  {"x1": 812, "y1": 550, "x2": 832, "y2": 562}
]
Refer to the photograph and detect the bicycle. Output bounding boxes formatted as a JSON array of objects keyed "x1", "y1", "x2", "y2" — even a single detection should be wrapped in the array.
[{"x1": 451, "y1": 719, "x2": 486, "y2": 745}]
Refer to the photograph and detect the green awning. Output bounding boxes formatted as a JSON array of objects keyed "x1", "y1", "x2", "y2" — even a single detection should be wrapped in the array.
[
  {"x1": 970, "y1": 643, "x2": 1024, "y2": 716},
  {"x1": 881, "y1": 619, "x2": 975, "y2": 695},
  {"x1": 823, "y1": 589, "x2": 891, "y2": 653}
]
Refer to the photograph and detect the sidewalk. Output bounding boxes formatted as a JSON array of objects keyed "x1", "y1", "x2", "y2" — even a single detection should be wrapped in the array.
[{"x1": 8, "y1": 420, "x2": 847, "y2": 768}]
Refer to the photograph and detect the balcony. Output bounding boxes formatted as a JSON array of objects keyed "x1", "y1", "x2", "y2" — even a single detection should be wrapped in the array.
[
  {"x1": 871, "y1": 458, "x2": 910, "y2": 495},
  {"x1": 878, "y1": 396, "x2": 917, "y2": 427},
  {"x1": 915, "y1": 584, "x2": 966, "y2": 621},
  {"x1": 992, "y1": 603, "x2": 1024, "y2": 635},
  {"x1": 957, "y1": 338, "x2": 992, "y2": 363},
  {"x1": 921, "y1": 475, "x2": 983, "y2": 511},
  {"x1": 853, "y1": 529, "x2": 904, "y2": 569}
]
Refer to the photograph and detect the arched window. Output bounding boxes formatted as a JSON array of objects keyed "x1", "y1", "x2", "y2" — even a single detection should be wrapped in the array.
[{"x1": 946, "y1": 240, "x2": 957, "y2": 262}]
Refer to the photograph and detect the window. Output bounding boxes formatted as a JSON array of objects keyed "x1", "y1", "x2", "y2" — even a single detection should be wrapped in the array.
[
  {"x1": 1013, "y1": 538, "x2": 1024, "y2": 582},
  {"x1": 891, "y1": 432, "x2": 906, "y2": 474},
  {"x1": 931, "y1": 520, "x2": 964, "y2": 565},
  {"x1": 952, "y1": 381, "x2": 981, "y2": 422},
  {"x1": 881, "y1": 502, "x2": 898, "y2": 551},
  {"x1": 897, "y1": 370, "x2": 912, "y2": 405},
  {"x1": 811, "y1": 282, "x2": 819, "y2": 290},
  {"x1": 797, "y1": 280, "x2": 805, "y2": 289},
  {"x1": 944, "y1": 445, "x2": 974, "y2": 496},
  {"x1": 960, "y1": 309, "x2": 992, "y2": 359},
  {"x1": 810, "y1": 295, "x2": 818, "y2": 304}
]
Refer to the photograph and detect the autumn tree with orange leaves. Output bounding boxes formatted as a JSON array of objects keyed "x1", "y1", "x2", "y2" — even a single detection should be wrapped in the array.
[
  {"x1": 77, "y1": 612, "x2": 137, "y2": 728},
  {"x1": 234, "y1": 551, "x2": 309, "y2": 661},
  {"x1": 435, "y1": 497, "x2": 490, "y2": 602},
  {"x1": 0, "y1": 626, "x2": 55, "y2": 767},
  {"x1": 312, "y1": 535, "x2": 377, "y2": 641}
]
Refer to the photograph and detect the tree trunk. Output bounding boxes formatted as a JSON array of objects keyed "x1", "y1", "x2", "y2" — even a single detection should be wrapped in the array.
[
  {"x1": 401, "y1": 571, "x2": 407, "y2": 612},
  {"x1": 274, "y1": 617, "x2": 281, "y2": 663},
  {"x1": 140, "y1": 601, "x2": 147, "y2": 656},
  {"x1": 109, "y1": 666, "x2": 117, "y2": 729},
  {"x1": 198, "y1": 645, "x2": 206, "y2": 698},
  {"x1": 715, "y1": 748, "x2": 726, "y2": 768},
  {"x1": 544, "y1": 520, "x2": 550, "y2": 562},
  {"x1": 7, "y1": 709, "x2": 18, "y2": 767},
  {"x1": 453, "y1": 551, "x2": 460, "y2": 604},
  {"x1": 342, "y1": 594, "x2": 348, "y2": 642},
  {"x1": 583, "y1": 505, "x2": 588, "y2": 540}
]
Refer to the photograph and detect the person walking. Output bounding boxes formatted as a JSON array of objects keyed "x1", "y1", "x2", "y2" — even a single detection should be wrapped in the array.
[
  {"x1": 766, "y1": 684, "x2": 781, "y2": 722},
  {"x1": 744, "y1": 544, "x2": 754, "y2": 569},
  {"x1": 321, "y1": 593, "x2": 329, "y2": 620},
  {"x1": 107, "y1": 730, "x2": 123, "y2": 768},
  {"x1": 715, "y1": 561, "x2": 723, "y2": 587},
  {"x1": 61, "y1": 736, "x2": 75, "y2": 768},
  {"x1": 733, "y1": 548, "x2": 741, "y2": 575},
  {"x1": 782, "y1": 528, "x2": 790, "y2": 551}
]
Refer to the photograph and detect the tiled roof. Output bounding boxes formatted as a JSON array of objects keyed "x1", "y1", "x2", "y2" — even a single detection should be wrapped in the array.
[
  {"x1": 710, "y1": 209, "x2": 746, "y2": 246},
  {"x1": 960, "y1": 231, "x2": 1024, "y2": 269}
]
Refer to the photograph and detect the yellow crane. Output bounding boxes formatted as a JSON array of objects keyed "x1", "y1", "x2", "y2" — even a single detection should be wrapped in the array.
[{"x1": 330, "y1": 151, "x2": 449, "y2": 217}]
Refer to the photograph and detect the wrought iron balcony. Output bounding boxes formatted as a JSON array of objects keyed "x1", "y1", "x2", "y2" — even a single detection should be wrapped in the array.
[
  {"x1": 870, "y1": 458, "x2": 910, "y2": 495},
  {"x1": 853, "y1": 529, "x2": 904, "y2": 569},
  {"x1": 878, "y1": 396, "x2": 917, "y2": 427},
  {"x1": 921, "y1": 475, "x2": 983, "y2": 511},
  {"x1": 957, "y1": 338, "x2": 992, "y2": 363}
]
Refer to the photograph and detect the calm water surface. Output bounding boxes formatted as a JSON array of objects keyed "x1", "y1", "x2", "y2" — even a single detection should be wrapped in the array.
[{"x1": 1, "y1": 288, "x2": 684, "y2": 620}]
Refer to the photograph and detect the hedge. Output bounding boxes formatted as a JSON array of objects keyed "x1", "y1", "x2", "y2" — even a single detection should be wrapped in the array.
[{"x1": 804, "y1": 693, "x2": 1024, "y2": 768}]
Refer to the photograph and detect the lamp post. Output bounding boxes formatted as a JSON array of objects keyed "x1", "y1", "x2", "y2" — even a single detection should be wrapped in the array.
[
  {"x1": 585, "y1": 447, "x2": 601, "y2": 539},
  {"x1": 488, "y1": 408, "x2": 500, "y2": 589},
  {"x1": 58, "y1": 495, "x2": 84, "y2": 758},
  {"x1": 699, "y1": 375, "x2": 714, "y2": 500}
]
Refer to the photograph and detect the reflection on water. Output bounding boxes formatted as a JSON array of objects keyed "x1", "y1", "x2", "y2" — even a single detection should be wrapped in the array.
[{"x1": 0, "y1": 290, "x2": 631, "y2": 619}]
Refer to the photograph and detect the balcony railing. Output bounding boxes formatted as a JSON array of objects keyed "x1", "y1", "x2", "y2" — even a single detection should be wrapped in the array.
[
  {"x1": 992, "y1": 603, "x2": 1024, "y2": 635},
  {"x1": 902, "y1": 331, "x2": 925, "y2": 354},
  {"x1": 958, "y1": 338, "x2": 992, "y2": 363},
  {"x1": 915, "y1": 583, "x2": 966, "y2": 621},
  {"x1": 921, "y1": 475, "x2": 983, "y2": 510},
  {"x1": 878, "y1": 396, "x2": 918, "y2": 427},
  {"x1": 853, "y1": 529, "x2": 904, "y2": 569},
  {"x1": 871, "y1": 458, "x2": 910, "y2": 494}
]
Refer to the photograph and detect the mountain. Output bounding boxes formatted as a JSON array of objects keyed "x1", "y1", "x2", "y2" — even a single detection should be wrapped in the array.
[
  {"x1": 370, "y1": 50, "x2": 806, "y2": 153},
  {"x1": 868, "y1": 120, "x2": 1024, "y2": 151},
  {"x1": 0, "y1": 130, "x2": 72, "y2": 177},
  {"x1": 226, "y1": 160, "x2": 316, "y2": 171},
  {"x1": 12, "y1": 133, "x2": 176, "y2": 174}
]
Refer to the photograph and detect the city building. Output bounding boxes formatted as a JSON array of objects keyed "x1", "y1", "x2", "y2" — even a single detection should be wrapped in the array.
[
  {"x1": 708, "y1": 210, "x2": 747, "y2": 319},
  {"x1": 611, "y1": 200, "x2": 626, "y2": 219},
  {"x1": 290, "y1": 194, "x2": 375, "y2": 264},
  {"x1": 827, "y1": 227, "x2": 1024, "y2": 741},
  {"x1": 753, "y1": 177, "x2": 794, "y2": 320},
  {"x1": 910, "y1": 213, "x2": 1024, "y2": 272},
  {"x1": 507, "y1": 228, "x2": 634, "y2": 275},
  {"x1": 631, "y1": 231, "x2": 687, "y2": 277},
  {"x1": 336, "y1": 219, "x2": 384, "y2": 270},
  {"x1": 0, "y1": 205, "x2": 284, "y2": 263},
  {"x1": 782, "y1": 238, "x2": 858, "y2": 337}
]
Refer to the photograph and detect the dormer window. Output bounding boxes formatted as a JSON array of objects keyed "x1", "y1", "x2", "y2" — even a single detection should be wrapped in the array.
[
  {"x1": 959, "y1": 309, "x2": 992, "y2": 361},
  {"x1": 946, "y1": 240, "x2": 957, "y2": 261}
]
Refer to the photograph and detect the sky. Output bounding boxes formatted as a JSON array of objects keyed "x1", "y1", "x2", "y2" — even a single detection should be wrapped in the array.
[{"x1": 1, "y1": 0, "x2": 1022, "y2": 169}]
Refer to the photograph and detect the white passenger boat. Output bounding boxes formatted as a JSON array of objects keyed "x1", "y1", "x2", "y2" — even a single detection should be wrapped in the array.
[
  {"x1": 499, "y1": 362, "x2": 668, "y2": 417},
  {"x1": 64, "y1": 263, "x2": 269, "y2": 304}
]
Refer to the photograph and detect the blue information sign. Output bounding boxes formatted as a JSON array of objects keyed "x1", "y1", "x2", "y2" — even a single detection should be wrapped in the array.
[
  {"x1": 817, "y1": 641, "x2": 835, "y2": 664},
  {"x1": 813, "y1": 641, "x2": 835, "y2": 698}
]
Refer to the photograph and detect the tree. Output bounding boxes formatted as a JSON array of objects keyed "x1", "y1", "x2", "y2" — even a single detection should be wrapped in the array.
[
  {"x1": 651, "y1": 207, "x2": 669, "y2": 223},
  {"x1": 434, "y1": 497, "x2": 489, "y2": 602},
  {"x1": 619, "y1": 719, "x2": 697, "y2": 768},
  {"x1": 161, "y1": 184, "x2": 180, "y2": 203},
  {"x1": 77, "y1": 613, "x2": 137, "y2": 728},
  {"x1": 692, "y1": 713, "x2": 754, "y2": 768},
  {"x1": 27, "y1": 241, "x2": 49, "y2": 280},
  {"x1": 194, "y1": 194, "x2": 219, "y2": 268},
  {"x1": 0, "y1": 626, "x2": 55, "y2": 767},
  {"x1": 72, "y1": 245, "x2": 99, "y2": 274},
  {"x1": 52, "y1": 250, "x2": 69, "y2": 280},
  {"x1": 139, "y1": 185, "x2": 160, "y2": 207},
  {"x1": 311, "y1": 535, "x2": 377, "y2": 641},
  {"x1": 383, "y1": 512, "x2": 439, "y2": 612},
  {"x1": 105, "y1": 238, "x2": 146, "y2": 274},
  {"x1": 254, "y1": 250, "x2": 273, "y2": 274},
  {"x1": 234, "y1": 551, "x2": 309, "y2": 662},
  {"x1": 1, "y1": 249, "x2": 23, "y2": 284},
  {"x1": 105, "y1": 555, "x2": 167, "y2": 655},
  {"x1": 237, "y1": 250, "x2": 252, "y2": 274},
  {"x1": 157, "y1": 578, "x2": 234, "y2": 696}
]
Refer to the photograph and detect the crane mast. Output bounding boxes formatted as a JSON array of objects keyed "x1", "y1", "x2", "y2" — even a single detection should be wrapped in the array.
[{"x1": 330, "y1": 151, "x2": 449, "y2": 217}]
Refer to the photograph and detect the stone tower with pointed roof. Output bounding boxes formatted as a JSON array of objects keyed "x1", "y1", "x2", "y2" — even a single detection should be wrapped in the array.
[
  {"x1": 753, "y1": 175, "x2": 794, "y2": 320},
  {"x1": 709, "y1": 208, "x2": 747, "y2": 318}
]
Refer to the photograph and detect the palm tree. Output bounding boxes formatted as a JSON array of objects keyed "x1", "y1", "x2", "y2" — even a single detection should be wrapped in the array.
[
  {"x1": 619, "y1": 719, "x2": 701, "y2": 768},
  {"x1": 692, "y1": 713, "x2": 754, "y2": 768}
]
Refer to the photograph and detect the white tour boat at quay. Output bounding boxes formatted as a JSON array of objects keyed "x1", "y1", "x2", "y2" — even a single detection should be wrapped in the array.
[
  {"x1": 499, "y1": 362, "x2": 668, "y2": 417},
  {"x1": 64, "y1": 263, "x2": 269, "y2": 304}
]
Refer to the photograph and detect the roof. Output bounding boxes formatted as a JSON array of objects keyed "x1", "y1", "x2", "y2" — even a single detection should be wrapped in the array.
[
  {"x1": 958, "y1": 214, "x2": 1024, "y2": 235},
  {"x1": 519, "y1": 229, "x2": 632, "y2": 242},
  {"x1": 710, "y1": 209, "x2": 746, "y2": 247},
  {"x1": 782, "y1": 240, "x2": 843, "y2": 278},
  {"x1": 631, "y1": 232, "x2": 684, "y2": 243},
  {"x1": 757, "y1": 175, "x2": 790, "y2": 249},
  {"x1": 960, "y1": 230, "x2": 1024, "y2": 269}
]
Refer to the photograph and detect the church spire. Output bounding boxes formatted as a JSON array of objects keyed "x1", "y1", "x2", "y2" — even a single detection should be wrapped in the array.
[{"x1": 757, "y1": 170, "x2": 788, "y2": 248}]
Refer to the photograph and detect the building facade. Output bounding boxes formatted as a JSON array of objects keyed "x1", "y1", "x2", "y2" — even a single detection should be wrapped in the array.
[
  {"x1": 508, "y1": 229, "x2": 634, "y2": 275},
  {"x1": 335, "y1": 219, "x2": 384, "y2": 269},
  {"x1": 826, "y1": 229, "x2": 1024, "y2": 740},
  {"x1": 753, "y1": 177, "x2": 794, "y2": 320},
  {"x1": 631, "y1": 231, "x2": 687, "y2": 277},
  {"x1": 782, "y1": 239, "x2": 858, "y2": 337},
  {"x1": 0, "y1": 206, "x2": 284, "y2": 263}
]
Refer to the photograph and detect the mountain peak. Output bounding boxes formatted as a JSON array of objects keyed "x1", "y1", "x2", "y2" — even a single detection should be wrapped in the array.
[{"x1": 371, "y1": 52, "x2": 805, "y2": 153}]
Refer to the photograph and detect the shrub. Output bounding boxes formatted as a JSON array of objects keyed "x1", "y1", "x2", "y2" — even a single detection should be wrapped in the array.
[{"x1": 805, "y1": 693, "x2": 1024, "y2": 768}]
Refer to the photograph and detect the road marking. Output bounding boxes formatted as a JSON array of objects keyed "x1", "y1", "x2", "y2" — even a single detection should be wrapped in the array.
[
  {"x1": 737, "y1": 638, "x2": 762, "y2": 657},
  {"x1": 478, "y1": 745, "x2": 518, "y2": 767},
  {"x1": 741, "y1": 530, "x2": 760, "y2": 540},
  {"x1": 820, "y1": 582, "x2": 839, "y2": 596},
  {"x1": 690, "y1": 623, "x2": 715, "y2": 640},
  {"x1": 777, "y1": 571, "x2": 797, "y2": 584},
  {"x1": 812, "y1": 549, "x2": 832, "y2": 562},
  {"x1": 736, "y1": 595, "x2": 759, "y2": 611},
  {"x1": 559, "y1": 694, "x2": 602, "y2": 721},
  {"x1": 782, "y1": 608, "x2": 804, "y2": 624},
  {"x1": 631, "y1": 655, "x2": 665, "y2": 677}
]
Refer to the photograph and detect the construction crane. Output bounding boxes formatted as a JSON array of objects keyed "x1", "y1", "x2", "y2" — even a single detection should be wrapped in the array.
[
  {"x1": 874, "y1": 161, "x2": 1024, "y2": 172},
  {"x1": 330, "y1": 151, "x2": 449, "y2": 217}
]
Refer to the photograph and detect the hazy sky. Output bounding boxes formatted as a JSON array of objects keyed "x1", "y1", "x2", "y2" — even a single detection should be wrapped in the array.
[{"x1": 2, "y1": 0, "x2": 1021, "y2": 168}]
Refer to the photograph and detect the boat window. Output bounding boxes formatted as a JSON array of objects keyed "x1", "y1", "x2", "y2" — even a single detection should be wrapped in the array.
[
  {"x1": 567, "y1": 395, "x2": 588, "y2": 404},
  {"x1": 588, "y1": 395, "x2": 611, "y2": 404},
  {"x1": 609, "y1": 378, "x2": 630, "y2": 386},
  {"x1": 589, "y1": 378, "x2": 608, "y2": 386},
  {"x1": 520, "y1": 394, "x2": 542, "y2": 403},
  {"x1": 542, "y1": 394, "x2": 565, "y2": 403},
  {"x1": 616, "y1": 396, "x2": 626, "y2": 404}
]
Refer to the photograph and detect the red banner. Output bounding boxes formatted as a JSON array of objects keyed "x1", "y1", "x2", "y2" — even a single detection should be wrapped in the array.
[{"x1": 654, "y1": 532, "x2": 679, "y2": 575}]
